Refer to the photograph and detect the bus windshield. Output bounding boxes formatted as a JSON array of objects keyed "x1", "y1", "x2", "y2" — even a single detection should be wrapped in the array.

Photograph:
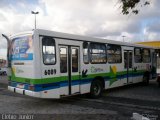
[{"x1": 10, "y1": 35, "x2": 33, "y2": 60}]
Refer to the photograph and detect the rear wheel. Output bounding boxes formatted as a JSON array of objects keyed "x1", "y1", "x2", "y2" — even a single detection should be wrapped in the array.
[{"x1": 90, "y1": 80, "x2": 103, "y2": 98}]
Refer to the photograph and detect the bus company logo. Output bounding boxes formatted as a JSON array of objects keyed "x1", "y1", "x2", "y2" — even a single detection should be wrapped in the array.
[
  {"x1": 109, "y1": 66, "x2": 118, "y2": 86},
  {"x1": 82, "y1": 69, "x2": 88, "y2": 78},
  {"x1": 110, "y1": 66, "x2": 117, "y2": 75},
  {"x1": 91, "y1": 66, "x2": 104, "y2": 73}
]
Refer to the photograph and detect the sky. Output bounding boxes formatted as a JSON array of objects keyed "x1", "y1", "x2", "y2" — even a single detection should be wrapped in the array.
[{"x1": 0, "y1": 0, "x2": 160, "y2": 59}]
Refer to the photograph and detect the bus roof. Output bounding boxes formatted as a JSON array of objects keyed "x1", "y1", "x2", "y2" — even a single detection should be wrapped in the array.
[
  {"x1": 11, "y1": 29, "x2": 154, "y2": 49},
  {"x1": 36, "y1": 29, "x2": 154, "y2": 49},
  {"x1": 10, "y1": 31, "x2": 34, "y2": 39}
]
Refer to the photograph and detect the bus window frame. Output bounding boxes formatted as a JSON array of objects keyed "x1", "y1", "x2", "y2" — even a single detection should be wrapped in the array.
[
  {"x1": 83, "y1": 42, "x2": 89, "y2": 64},
  {"x1": 142, "y1": 48, "x2": 151, "y2": 63},
  {"x1": 90, "y1": 42, "x2": 107, "y2": 64},
  {"x1": 107, "y1": 44, "x2": 122, "y2": 64},
  {"x1": 41, "y1": 36, "x2": 56, "y2": 65},
  {"x1": 134, "y1": 47, "x2": 142, "y2": 63},
  {"x1": 60, "y1": 47, "x2": 68, "y2": 73}
]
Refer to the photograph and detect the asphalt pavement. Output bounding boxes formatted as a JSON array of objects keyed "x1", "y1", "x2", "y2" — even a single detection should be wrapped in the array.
[{"x1": 0, "y1": 76, "x2": 160, "y2": 120}]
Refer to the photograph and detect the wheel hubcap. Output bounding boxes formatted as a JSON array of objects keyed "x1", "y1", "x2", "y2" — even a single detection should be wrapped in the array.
[{"x1": 93, "y1": 85, "x2": 100, "y2": 95}]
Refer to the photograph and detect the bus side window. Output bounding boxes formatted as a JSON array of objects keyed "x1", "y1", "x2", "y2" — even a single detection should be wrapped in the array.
[
  {"x1": 107, "y1": 44, "x2": 122, "y2": 63},
  {"x1": 90, "y1": 43, "x2": 107, "y2": 64},
  {"x1": 60, "y1": 47, "x2": 67, "y2": 73},
  {"x1": 83, "y1": 42, "x2": 89, "y2": 64},
  {"x1": 142, "y1": 48, "x2": 151, "y2": 63},
  {"x1": 134, "y1": 47, "x2": 142, "y2": 63},
  {"x1": 72, "y1": 48, "x2": 78, "y2": 72},
  {"x1": 42, "y1": 36, "x2": 56, "y2": 65}
]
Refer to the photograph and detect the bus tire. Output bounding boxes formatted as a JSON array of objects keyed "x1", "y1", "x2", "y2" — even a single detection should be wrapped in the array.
[
  {"x1": 143, "y1": 75, "x2": 149, "y2": 86},
  {"x1": 90, "y1": 80, "x2": 103, "y2": 98}
]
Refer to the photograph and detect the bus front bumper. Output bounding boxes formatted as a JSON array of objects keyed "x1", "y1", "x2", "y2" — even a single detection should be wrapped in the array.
[{"x1": 8, "y1": 86, "x2": 41, "y2": 98}]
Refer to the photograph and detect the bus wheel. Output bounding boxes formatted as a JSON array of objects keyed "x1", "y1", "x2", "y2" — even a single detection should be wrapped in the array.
[
  {"x1": 143, "y1": 75, "x2": 149, "y2": 86},
  {"x1": 90, "y1": 80, "x2": 103, "y2": 98}
]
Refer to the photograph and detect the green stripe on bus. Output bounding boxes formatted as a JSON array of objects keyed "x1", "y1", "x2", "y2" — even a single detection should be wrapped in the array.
[{"x1": 10, "y1": 70, "x2": 145, "y2": 85}]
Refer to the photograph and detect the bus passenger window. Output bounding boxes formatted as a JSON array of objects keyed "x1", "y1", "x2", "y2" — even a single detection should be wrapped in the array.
[
  {"x1": 142, "y1": 49, "x2": 150, "y2": 63},
  {"x1": 72, "y1": 48, "x2": 78, "y2": 72},
  {"x1": 83, "y1": 42, "x2": 89, "y2": 64},
  {"x1": 90, "y1": 43, "x2": 107, "y2": 64},
  {"x1": 107, "y1": 44, "x2": 122, "y2": 63},
  {"x1": 42, "y1": 36, "x2": 56, "y2": 65},
  {"x1": 60, "y1": 47, "x2": 67, "y2": 73},
  {"x1": 134, "y1": 48, "x2": 142, "y2": 63}
]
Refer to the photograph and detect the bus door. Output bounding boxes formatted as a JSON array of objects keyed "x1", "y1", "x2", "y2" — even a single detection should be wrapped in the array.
[
  {"x1": 157, "y1": 51, "x2": 160, "y2": 75},
  {"x1": 124, "y1": 50, "x2": 133, "y2": 84},
  {"x1": 152, "y1": 52, "x2": 157, "y2": 78},
  {"x1": 59, "y1": 45, "x2": 80, "y2": 95}
]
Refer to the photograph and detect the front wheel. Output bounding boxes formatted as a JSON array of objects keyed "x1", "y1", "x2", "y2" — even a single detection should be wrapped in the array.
[{"x1": 90, "y1": 80, "x2": 103, "y2": 98}]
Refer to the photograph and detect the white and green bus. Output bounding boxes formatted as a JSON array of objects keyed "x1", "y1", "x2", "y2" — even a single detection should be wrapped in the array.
[{"x1": 3, "y1": 29, "x2": 156, "y2": 98}]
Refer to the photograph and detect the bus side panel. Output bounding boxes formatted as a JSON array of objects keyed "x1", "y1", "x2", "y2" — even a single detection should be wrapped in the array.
[
  {"x1": 106, "y1": 63, "x2": 126, "y2": 89},
  {"x1": 38, "y1": 36, "x2": 60, "y2": 98},
  {"x1": 33, "y1": 31, "x2": 43, "y2": 79}
]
